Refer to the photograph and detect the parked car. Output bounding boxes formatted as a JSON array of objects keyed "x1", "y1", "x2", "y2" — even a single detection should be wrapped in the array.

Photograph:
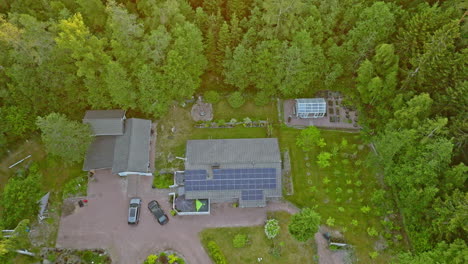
[
  {"x1": 147, "y1": 200, "x2": 169, "y2": 225},
  {"x1": 128, "y1": 197, "x2": 141, "y2": 224}
]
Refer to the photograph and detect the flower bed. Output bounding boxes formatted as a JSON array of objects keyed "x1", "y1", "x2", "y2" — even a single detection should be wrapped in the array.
[{"x1": 143, "y1": 251, "x2": 186, "y2": 264}]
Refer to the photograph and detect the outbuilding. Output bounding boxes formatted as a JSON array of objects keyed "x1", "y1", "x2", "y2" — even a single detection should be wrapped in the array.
[{"x1": 295, "y1": 98, "x2": 327, "y2": 118}]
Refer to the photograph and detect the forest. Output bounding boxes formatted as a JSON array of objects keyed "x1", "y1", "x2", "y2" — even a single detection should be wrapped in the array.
[{"x1": 0, "y1": 0, "x2": 466, "y2": 262}]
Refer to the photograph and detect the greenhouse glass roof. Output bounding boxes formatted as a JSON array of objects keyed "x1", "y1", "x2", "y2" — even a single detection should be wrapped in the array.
[{"x1": 296, "y1": 98, "x2": 327, "y2": 114}]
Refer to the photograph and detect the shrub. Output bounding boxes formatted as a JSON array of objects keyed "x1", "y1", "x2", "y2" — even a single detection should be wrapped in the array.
[
  {"x1": 243, "y1": 117, "x2": 252, "y2": 127},
  {"x1": 228, "y1": 92, "x2": 245, "y2": 108},
  {"x1": 144, "y1": 254, "x2": 158, "y2": 264},
  {"x1": 360, "y1": 206, "x2": 371, "y2": 214},
  {"x1": 296, "y1": 126, "x2": 326, "y2": 151},
  {"x1": 367, "y1": 227, "x2": 378, "y2": 237},
  {"x1": 62, "y1": 175, "x2": 88, "y2": 200},
  {"x1": 326, "y1": 217, "x2": 335, "y2": 227},
  {"x1": 317, "y1": 152, "x2": 332, "y2": 168},
  {"x1": 254, "y1": 91, "x2": 270, "y2": 106},
  {"x1": 288, "y1": 208, "x2": 321, "y2": 242},
  {"x1": 369, "y1": 251, "x2": 379, "y2": 259},
  {"x1": 216, "y1": 119, "x2": 226, "y2": 127},
  {"x1": 204, "y1": 90, "x2": 220, "y2": 103},
  {"x1": 351, "y1": 220, "x2": 358, "y2": 226},
  {"x1": 269, "y1": 242, "x2": 282, "y2": 258},
  {"x1": 338, "y1": 207, "x2": 345, "y2": 212},
  {"x1": 170, "y1": 210, "x2": 177, "y2": 216},
  {"x1": 264, "y1": 219, "x2": 280, "y2": 239},
  {"x1": 335, "y1": 187, "x2": 343, "y2": 194},
  {"x1": 207, "y1": 241, "x2": 227, "y2": 264},
  {"x1": 232, "y1": 234, "x2": 248, "y2": 248},
  {"x1": 229, "y1": 118, "x2": 237, "y2": 124},
  {"x1": 322, "y1": 177, "x2": 331, "y2": 185},
  {"x1": 152, "y1": 173, "x2": 173, "y2": 189}
]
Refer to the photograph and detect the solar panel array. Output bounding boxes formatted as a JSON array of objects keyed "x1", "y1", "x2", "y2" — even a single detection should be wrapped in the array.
[
  {"x1": 184, "y1": 168, "x2": 277, "y2": 195},
  {"x1": 241, "y1": 190, "x2": 264, "y2": 201}
]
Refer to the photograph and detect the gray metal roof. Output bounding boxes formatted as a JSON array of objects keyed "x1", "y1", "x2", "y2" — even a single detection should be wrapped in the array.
[
  {"x1": 83, "y1": 136, "x2": 116, "y2": 171},
  {"x1": 183, "y1": 139, "x2": 282, "y2": 207},
  {"x1": 185, "y1": 138, "x2": 281, "y2": 167},
  {"x1": 112, "y1": 118, "x2": 151, "y2": 174},
  {"x1": 83, "y1": 110, "x2": 126, "y2": 136}
]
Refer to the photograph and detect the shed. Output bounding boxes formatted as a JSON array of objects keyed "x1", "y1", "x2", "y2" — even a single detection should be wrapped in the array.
[{"x1": 295, "y1": 98, "x2": 327, "y2": 118}]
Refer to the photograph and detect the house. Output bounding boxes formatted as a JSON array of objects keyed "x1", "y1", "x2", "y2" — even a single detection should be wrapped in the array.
[
  {"x1": 82, "y1": 110, "x2": 153, "y2": 176},
  {"x1": 295, "y1": 98, "x2": 327, "y2": 118},
  {"x1": 176, "y1": 138, "x2": 282, "y2": 209}
]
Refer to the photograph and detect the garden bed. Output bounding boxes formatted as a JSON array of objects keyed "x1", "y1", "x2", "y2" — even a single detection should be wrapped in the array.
[
  {"x1": 278, "y1": 128, "x2": 406, "y2": 263},
  {"x1": 41, "y1": 248, "x2": 111, "y2": 264},
  {"x1": 200, "y1": 211, "x2": 315, "y2": 264}
]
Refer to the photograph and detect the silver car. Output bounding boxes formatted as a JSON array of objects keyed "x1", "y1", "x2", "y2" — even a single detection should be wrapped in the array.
[{"x1": 128, "y1": 197, "x2": 141, "y2": 224}]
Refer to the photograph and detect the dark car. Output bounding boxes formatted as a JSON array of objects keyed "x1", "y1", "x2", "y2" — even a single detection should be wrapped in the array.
[
  {"x1": 147, "y1": 200, "x2": 169, "y2": 225},
  {"x1": 128, "y1": 197, "x2": 141, "y2": 224}
]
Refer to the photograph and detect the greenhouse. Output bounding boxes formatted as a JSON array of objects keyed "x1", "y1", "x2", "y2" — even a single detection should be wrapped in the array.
[{"x1": 295, "y1": 98, "x2": 327, "y2": 118}]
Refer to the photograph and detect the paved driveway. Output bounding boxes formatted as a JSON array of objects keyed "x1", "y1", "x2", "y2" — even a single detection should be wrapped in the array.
[{"x1": 56, "y1": 170, "x2": 299, "y2": 264}]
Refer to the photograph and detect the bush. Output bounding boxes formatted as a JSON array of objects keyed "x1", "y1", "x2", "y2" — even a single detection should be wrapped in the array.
[
  {"x1": 228, "y1": 92, "x2": 245, "y2": 108},
  {"x1": 264, "y1": 219, "x2": 280, "y2": 239},
  {"x1": 152, "y1": 173, "x2": 173, "y2": 189},
  {"x1": 144, "y1": 254, "x2": 158, "y2": 264},
  {"x1": 296, "y1": 126, "x2": 326, "y2": 152},
  {"x1": 317, "y1": 152, "x2": 332, "y2": 168},
  {"x1": 207, "y1": 241, "x2": 227, "y2": 264},
  {"x1": 326, "y1": 217, "x2": 335, "y2": 227},
  {"x1": 216, "y1": 119, "x2": 226, "y2": 127},
  {"x1": 204, "y1": 90, "x2": 220, "y2": 103},
  {"x1": 62, "y1": 175, "x2": 88, "y2": 200},
  {"x1": 0, "y1": 172, "x2": 42, "y2": 228},
  {"x1": 367, "y1": 227, "x2": 378, "y2": 237},
  {"x1": 232, "y1": 234, "x2": 248, "y2": 248},
  {"x1": 288, "y1": 208, "x2": 321, "y2": 242},
  {"x1": 254, "y1": 91, "x2": 270, "y2": 106}
]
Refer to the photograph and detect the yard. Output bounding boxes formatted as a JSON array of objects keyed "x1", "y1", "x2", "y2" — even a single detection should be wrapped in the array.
[
  {"x1": 278, "y1": 128, "x2": 407, "y2": 263},
  {"x1": 155, "y1": 98, "x2": 277, "y2": 171},
  {"x1": 155, "y1": 99, "x2": 407, "y2": 263},
  {"x1": 200, "y1": 211, "x2": 316, "y2": 264},
  {"x1": 0, "y1": 139, "x2": 88, "y2": 263}
]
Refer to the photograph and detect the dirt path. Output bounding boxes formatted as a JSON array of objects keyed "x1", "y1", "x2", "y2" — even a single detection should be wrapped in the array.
[{"x1": 314, "y1": 226, "x2": 346, "y2": 264}]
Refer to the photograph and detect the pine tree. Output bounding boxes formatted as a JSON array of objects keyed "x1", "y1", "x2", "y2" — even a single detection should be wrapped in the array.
[{"x1": 215, "y1": 21, "x2": 231, "y2": 73}]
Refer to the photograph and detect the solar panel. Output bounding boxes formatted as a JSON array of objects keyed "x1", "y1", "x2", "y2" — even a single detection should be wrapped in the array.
[
  {"x1": 241, "y1": 190, "x2": 264, "y2": 201},
  {"x1": 185, "y1": 168, "x2": 277, "y2": 192}
]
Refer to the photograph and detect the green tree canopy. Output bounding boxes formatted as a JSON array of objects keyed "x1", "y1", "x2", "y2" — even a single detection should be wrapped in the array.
[
  {"x1": 36, "y1": 113, "x2": 94, "y2": 164},
  {"x1": 288, "y1": 208, "x2": 321, "y2": 242}
]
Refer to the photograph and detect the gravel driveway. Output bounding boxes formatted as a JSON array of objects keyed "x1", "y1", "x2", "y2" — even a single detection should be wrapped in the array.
[{"x1": 56, "y1": 170, "x2": 299, "y2": 264}]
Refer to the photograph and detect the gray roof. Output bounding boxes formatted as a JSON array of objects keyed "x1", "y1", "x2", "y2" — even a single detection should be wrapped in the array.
[
  {"x1": 83, "y1": 110, "x2": 126, "y2": 136},
  {"x1": 186, "y1": 138, "x2": 281, "y2": 167},
  {"x1": 183, "y1": 139, "x2": 282, "y2": 207},
  {"x1": 83, "y1": 118, "x2": 151, "y2": 174},
  {"x1": 83, "y1": 136, "x2": 116, "y2": 171},
  {"x1": 111, "y1": 118, "x2": 151, "y2": 174}
]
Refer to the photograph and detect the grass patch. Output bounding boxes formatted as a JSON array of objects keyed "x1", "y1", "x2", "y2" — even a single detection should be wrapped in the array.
[
  {"x1": 155, "y1": 105, "x2": 269, "y2": 171},
  {"x1": 213, "y1": 99, "x2": 278, "y2": 122},
  {"x1": 200, "y1": 211, "x2": 315, "y2": 264},
  {"x1": 152, "y1": 173, "x2": 173, "y2": 188},
  {"x1": 278, "y1": 127, "x2": 405, "y2": 263}
]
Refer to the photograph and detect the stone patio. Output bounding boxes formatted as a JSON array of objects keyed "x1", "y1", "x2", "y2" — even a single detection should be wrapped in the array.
[{"x1": 284, "y1": 99, "x2": 360, "y2": 130}]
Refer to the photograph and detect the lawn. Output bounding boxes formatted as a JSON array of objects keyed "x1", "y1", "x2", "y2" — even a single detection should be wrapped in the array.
[
  {"x1": 213, "y1": 99, "x2": 279, "y2": 122},
  {"x1": 200, "y1": 211, "x2": 316, "y2": 264},
  {"x1": 278, "y1": 127, "x2": 406, "y2": 263},
  {"x1": 155, "y1": 104, "x2": 270, "y2": 171}
]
